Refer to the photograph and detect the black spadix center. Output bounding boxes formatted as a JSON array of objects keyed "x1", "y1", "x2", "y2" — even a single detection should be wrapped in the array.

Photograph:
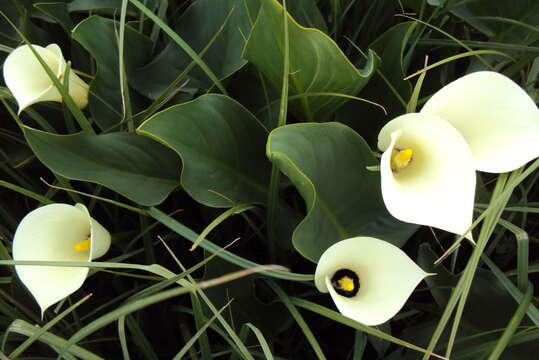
[{"x1": 331, "y1": 268, "x2": 360, "y2": 297}]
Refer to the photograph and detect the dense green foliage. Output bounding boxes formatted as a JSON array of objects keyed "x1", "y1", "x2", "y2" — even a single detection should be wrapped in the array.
[{"x1": 0, "y1": 0, "x2": 538, "y2": 359}]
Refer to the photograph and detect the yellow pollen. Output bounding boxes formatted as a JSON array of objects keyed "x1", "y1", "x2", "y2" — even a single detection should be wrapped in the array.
[
  {"x1": 336, "y1": 276, "x2": 355, "y2": 292},
  {"x1": 391, "y1": 148, "x2": 413, "y2": 171},
  {"x1": 73, "y1": 237, "x2": 91, "y2": 252}
]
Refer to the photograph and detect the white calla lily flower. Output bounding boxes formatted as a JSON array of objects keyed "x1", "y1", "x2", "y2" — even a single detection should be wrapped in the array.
[
  {"x1": 421, "y1": 71, "x2": 539, "y2": 173},
  {"x1": 3, "y1": 44, "x2": 89, "y2": 114},
  {"x1": 378, "y1": 113, "x2": 476, "y2": 238},
  {"x1": 315, "y1": 237, "x2": 430, "y2": 326},
  {"x1": 13, "y1": 203, "x2": 110, "y2": 316}
]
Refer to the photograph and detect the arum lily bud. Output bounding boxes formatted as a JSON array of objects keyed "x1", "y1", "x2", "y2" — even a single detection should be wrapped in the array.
[
  {"x1": 13, "y1": 203, "x2": 110, "y2": 316},
  {"x1": 378, "y1": 113, "x2": 476, "y2": 238},
  {"x1": 3, "y1": 44, "x2": 89, "y2": 114},
  {"x1": 421, "y1": 71, "x2": 539, "y2": 173},
  {"x1": 315, "y1": 237, "x2": 430, "y2": 326}
]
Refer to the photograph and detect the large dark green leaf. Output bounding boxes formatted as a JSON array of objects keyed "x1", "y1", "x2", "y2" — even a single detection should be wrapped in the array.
[
  {"x1": 23, "y1": 128, "x2": 181, "y2": 206},
  {"x1": 244, "y1": 0, "x2": 377, "y2": 122},
  {"x1": 267, "y1": 122, "x2": 417, "y2": 262},
  {"x1": 137, "y1": 94, "x2": 271, "y2": 207},
  {"x1": 131, "y1": 0, "x2": 260, "y2": 99},
  {"x1": 72, "y1": 16, "x2": 152, "y2": 130}
]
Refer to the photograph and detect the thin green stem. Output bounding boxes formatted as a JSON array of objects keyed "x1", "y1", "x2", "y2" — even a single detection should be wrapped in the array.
[
  {"x1": 266, "y1": 0, "x2": 290, "y2": 262},
  {"x1": 119, "y1": 0, "x2": 134, "y2": 131}
]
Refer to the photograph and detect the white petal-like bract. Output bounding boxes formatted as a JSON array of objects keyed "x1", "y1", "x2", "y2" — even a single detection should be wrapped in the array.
[
  {"x1": 421, "y1": 71, "x2": 539, "y2": 173},
  {"x1": 13, "y1": 203, "x2": 110, "y2": 315},
  {"x1": 3, "y1": 44, "x2": 89, "y2": 113},
  {"x1": 377, "y1": 113, "x2": 476, "y2": 238},
  {"x1": 315, "y1": 237, "x2": 429, "y2": 326}
]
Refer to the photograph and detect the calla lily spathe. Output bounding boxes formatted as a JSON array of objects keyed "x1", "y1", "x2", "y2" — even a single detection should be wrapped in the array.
[
  {"x1": 3, "y1": 44, "x2": 89, "y2": 114},
  {"x1": 378, "y1": 113, "x2": 476, "y2": 238},
  {"x1": 13, "y1": 203, "x2": 110, "y2": 315},
  {"x1": 421, "y1": 71, "x2": 539, "y2": 173},
  {"x1": 377, "y1": 71, "x2": 539, "y2": 237},
  {"x1": 315, "y1": 237, "x2": 429, "y2": 326}
]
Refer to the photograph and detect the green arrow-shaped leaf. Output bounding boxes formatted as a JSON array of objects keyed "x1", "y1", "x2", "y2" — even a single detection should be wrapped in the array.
[
  {"x1": 244, "y1": 0, "x2": 377, "y2": 121},
  {"x1": 267, "y1": 122, "x2": 417, "y2": 262},
  {"x1": 137, "y1": 94, "x2": 271, "y2": 207},
  {"x1": 23, "y1": 128, "x2": 181, "y2": 206}
]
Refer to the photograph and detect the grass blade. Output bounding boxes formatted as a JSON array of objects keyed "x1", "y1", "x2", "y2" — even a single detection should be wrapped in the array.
[
  {"x1": 147, "y1": 206, "x2": 314, "y2": 282},
  {"x1": 57, "y1": 265, "x2": 285, "y2": 358},
  {"x1": 125, "y1": 315, "x2": 158, "y2": 360},
  {"x1": 119, "y1": 0, "x2": 134, "y2": 131},
  {"x1": 291, "y1": 297, "x2": 446, "y2": 359},
  {"x1": 0, "y1": 179, "x2": 52, "y2": 204},
  {"x1": 243, "y1": 323, "x2": 274, "y2": 360},
  {"x1": 190, "y1": 293, "x2": 212, "y2": 360},
  {"x1": 266, "y1": 280, "x2": 326, "y2": 359},
  {"x1": 406, "y1": 56, "x2": 428, "y2": 113},
  {"x1": 397, "y1": 14, "x2": 496, "y2": 70},
  {"x1": 4, "y1": 319, "x2": 102, "y2": 360},
  {"x1": 128, "y1": 0, "x2": 228, "y2": 95},
  {"x1": 9, "y1": 295, "x2": 92, "y2": 358},
  {"x1": 117, "y1": 316, "x2": 131, "y2": 360},
  {"x1": 191, "y1": 203, "x2": 256, "y2": 251},
  {"x1": 172, "y1": 300, "x2": 232, "y2": 360},
  {"x1": 496, "y1": 218, "x2": 529, "y2": 292},
  {"x1": 157, "y1": 241, "x2": 256, "y2": 360},
  {"x1": 481, "y1": 255, "x2": 539, "y2": 326},
  {"x1": 486, "y1": 283, "x2": 533, "y2": 360},
  {"x1": 404, "y1": 50, "x2": 512, "y2": 80}
]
